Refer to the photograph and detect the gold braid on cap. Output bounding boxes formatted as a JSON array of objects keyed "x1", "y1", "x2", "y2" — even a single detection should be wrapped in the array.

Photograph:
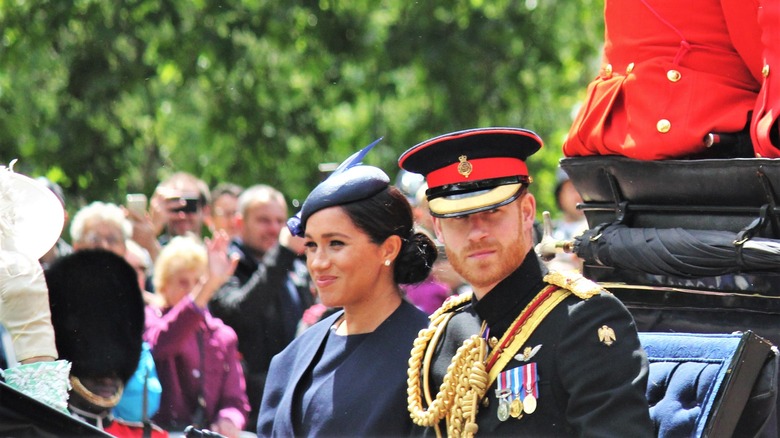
[
  {"x1": 407, "y1": 293, "x2": 488, "y2": 438},
  {"x1": 69, "y1": 376, "x2": 124, "y2": 409}
]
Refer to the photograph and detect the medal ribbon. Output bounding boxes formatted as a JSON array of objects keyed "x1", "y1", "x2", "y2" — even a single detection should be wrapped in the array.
[
  {"x1": 511, "y1": 367, "x2": 522, "y2": 400},
  {"x1": 496, "y1": 369, "x2": 509, "y2": 396},
  {"x1": 523, "y1": 362, "x2": 538, "y2": 399}
]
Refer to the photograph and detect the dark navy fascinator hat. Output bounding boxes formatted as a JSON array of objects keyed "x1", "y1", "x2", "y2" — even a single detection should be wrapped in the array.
[{"x1": 287, "y1": 138, "x2": 389, "y2": 237}]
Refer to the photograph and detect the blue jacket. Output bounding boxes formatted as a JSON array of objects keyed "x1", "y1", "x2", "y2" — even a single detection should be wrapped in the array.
[{"x1": 257, "y1": 300, "x2": 428, "y2": 437}]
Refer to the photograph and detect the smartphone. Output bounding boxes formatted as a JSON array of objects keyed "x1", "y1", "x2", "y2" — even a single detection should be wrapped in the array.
[
  {"x1": 126, "y1": 193, "x2": 148, "y2": 215},
  {"x1": 170, "y1": 197, "x2": 200, "y2": 214}
]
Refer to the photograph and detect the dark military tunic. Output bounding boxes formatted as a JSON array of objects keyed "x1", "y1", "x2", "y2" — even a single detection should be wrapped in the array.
[{"x1": 417, "y1": 251, "x2": 653, "y2": 437}]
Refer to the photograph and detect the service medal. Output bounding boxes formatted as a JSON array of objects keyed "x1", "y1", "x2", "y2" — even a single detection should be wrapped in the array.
[
  {"x1": 521, "y1": 362, "x2": 539, "y2": 415},
  {"x1": 497, "y1": 399, "x2": 510, "y2": 421},
  {"x1": 523, "y1": 394, "x2": 537, "y2": 414},
  {"x1": 496, "y1": 372, "x2": 514, "y2": 422},
  {"x1": 509, "y1": 398, "x2": 523, "y2": 418}
]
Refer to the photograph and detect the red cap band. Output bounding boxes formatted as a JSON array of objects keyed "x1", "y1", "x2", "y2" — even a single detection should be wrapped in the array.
[{"x1": 427, "y1": 157, "x2": 528, "y2": 189}]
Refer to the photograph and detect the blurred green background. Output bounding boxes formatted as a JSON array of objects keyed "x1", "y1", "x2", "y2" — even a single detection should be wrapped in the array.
[{"x1": 0, "y1": 0, "x2": 604, "y2": 224}]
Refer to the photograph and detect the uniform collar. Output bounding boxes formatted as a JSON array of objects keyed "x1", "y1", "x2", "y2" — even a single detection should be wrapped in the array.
[{"x1": 473, "y1": 250, "x2": 548, "y2": 336}]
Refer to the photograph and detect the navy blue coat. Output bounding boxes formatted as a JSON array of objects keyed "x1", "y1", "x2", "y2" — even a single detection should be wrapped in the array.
[{"x1": 257, "y1": 300, "x2": 428, "y2": 437}]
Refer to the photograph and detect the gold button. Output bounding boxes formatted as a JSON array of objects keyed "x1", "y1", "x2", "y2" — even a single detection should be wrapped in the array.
[
  {"x1": 626, "y1": 62, "x2": 635, "y2": 74},
  {"x1": 657, "y1": 119, "x2": 671, "y2": 133},
  {"x1": 667, "y1": 70, "x2": 681, "y2": 82},
  {"x1": 763, "y1": 64, "x2": 770, "y2": 78},
  {"x1": 603, "y1": 64, "x2": 613, "y2": 78}
]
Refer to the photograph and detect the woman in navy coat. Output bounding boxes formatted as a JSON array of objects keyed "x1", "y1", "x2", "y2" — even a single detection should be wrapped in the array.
[{"x1": 256, "y1": 140, "x2": 435, "y2": 437}]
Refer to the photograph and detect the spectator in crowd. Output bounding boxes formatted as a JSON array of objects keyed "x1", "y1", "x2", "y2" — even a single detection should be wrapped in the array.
[
  {"x1": 257, "y1": 140, "x2": 433, "y2": 436},
  {"x1": 125, "y1": 239, "x2": 165, "y2": 307},
  {"x1": 71, "y1": 201, "x2": 131, "y2": 256},
  {"x1": 209, "y1": 184, "x2": 313, "y2": 430},
  {"x1": 46, "y1": 249, "x2": 168, "y2": 436},
  {"x1": 411, "y1": 182, "x2": 435, "y2": 235},
  {"x1": 546, "y1": 168, "x2": 588, "y2": 272},
  {"x1": 145, "y1": 233, "x2": 249, "y2": 437},
  {"x1": 153, "y1": 172, "x2": 211, "y2": 241},
  {"x1": 131, "y1": 172, "x2": 211, "y2": 262},
  {"x1": 207, "y1": 182, "x2": 243, "y2": 239}
]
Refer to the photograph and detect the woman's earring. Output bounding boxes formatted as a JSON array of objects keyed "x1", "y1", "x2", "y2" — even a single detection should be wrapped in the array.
[{"x1": 384, "y1": 259, "x2": 391, "y2": 266}]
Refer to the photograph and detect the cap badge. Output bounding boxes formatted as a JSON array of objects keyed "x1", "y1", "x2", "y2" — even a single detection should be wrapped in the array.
[
  {"x1": 598, "y1": 325, "x2": 616, "y2": 346},
  {"x1": 457, "y1": 155, "x2": 473, "y2": 178}
]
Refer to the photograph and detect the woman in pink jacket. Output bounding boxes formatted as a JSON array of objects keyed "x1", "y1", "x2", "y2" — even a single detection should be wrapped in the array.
[{"x1": 144, "y1": 233, "x2": 249, "y2": 437}]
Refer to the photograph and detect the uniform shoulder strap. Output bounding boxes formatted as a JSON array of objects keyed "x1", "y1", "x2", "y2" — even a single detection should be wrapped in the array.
[
  {"x1": 543, "y1": 271, "x2": 604, "y2": 300},
  {"x1": 429, "y1": 292, "x2": 473, "y2": 321}
]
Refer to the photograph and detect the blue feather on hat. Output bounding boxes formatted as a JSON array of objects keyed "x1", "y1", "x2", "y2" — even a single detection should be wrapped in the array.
[{"x1": 287, "y1": 138, "x2": 389, "y2": 237}]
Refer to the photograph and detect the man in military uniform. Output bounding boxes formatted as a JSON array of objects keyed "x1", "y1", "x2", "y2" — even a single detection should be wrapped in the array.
[{"x1": 400, "y1": 127, "x2": 653, "y2": 436}]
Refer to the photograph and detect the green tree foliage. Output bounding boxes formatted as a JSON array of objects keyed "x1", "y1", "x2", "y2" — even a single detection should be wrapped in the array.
[{"x1": 0, "y1": 0, "x2": 604, "y2": 220}]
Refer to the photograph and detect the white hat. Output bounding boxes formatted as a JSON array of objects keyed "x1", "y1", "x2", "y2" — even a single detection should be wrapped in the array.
[{"x1": 0, "y1": 161, "x2": 65, "y2": 260}]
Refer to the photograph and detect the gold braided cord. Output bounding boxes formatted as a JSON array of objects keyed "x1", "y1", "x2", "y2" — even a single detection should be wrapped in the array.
[
  {"x1": 447, "y1": 337, "x2": 487, "y2": 437},
  {"x1": 422, "y1": 312, "x2": 454, "y2": 405},
  {"x1": 408, "y1": 301, "x2": 488, "y2": 438},
  {"x1": 69, "y1": 376, "x2": 124, "y2": 408}
]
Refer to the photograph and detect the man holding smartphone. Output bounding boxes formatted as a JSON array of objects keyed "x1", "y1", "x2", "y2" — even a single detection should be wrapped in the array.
[{"x1": 129, "y1": 172, "x2": 211, "y2": 262}]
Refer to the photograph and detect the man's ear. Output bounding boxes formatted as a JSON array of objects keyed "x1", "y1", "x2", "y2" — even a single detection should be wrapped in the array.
[{"x1": 521, "y1": 193, "x2": 537, "y2": 225}]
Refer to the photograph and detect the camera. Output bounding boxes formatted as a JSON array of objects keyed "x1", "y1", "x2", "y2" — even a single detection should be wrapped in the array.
[{"x1": 170, "y1": 197, "x2": 201, "y2": 214}]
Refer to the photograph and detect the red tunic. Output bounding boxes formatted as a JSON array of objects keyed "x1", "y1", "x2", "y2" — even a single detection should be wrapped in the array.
[
  {"x1": 563, "y1": 0, "x2": 763, "y2": 160},
  {"x1": 104, "y1": 418, "x2": 169, "y2": 437},
  {"x1": 751, "y1": 0, "x2": 780, "y2": 158}
]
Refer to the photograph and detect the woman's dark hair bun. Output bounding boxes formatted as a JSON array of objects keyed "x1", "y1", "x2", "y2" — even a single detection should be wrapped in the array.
[{"x1": 395, "y1": 231, "x2": 438, "y2": 284}]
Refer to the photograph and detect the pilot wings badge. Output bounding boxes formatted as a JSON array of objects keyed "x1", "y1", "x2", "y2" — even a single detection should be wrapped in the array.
[{"x1": 514, "y1": 344, "x2": 541, "y2": 362}]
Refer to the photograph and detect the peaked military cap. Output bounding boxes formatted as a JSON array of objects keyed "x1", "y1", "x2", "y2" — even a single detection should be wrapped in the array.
[
  {"x1": 398, "y1": 127, "x2": 543, "y2": 218},
  {"x1": 288, "y1": 138, "x2": 389, "y2": 237}
]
